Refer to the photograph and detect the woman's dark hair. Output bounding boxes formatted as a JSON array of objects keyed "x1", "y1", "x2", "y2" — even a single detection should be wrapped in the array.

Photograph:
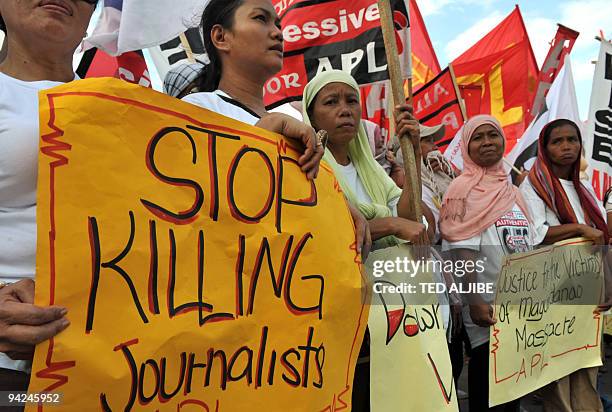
[
  {"x1": 0, "y1": 14, "x2": 5, "y2": 33},
  {"x1": 604, "y1": 186, "x2": 612, "y2": 209},
  {"x1": 542, "y1": 118, "x2": 581, "y2": 147},
  {"x1": 198, "y1": 0, "x2": 244, "y2": 92}
]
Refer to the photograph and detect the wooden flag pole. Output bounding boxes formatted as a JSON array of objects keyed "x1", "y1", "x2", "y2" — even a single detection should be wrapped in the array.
[
  {"x1": 179, "y1": 33, "x2": 196, "y2": 63},
  {"x1": 376, "y1": 0, "x2": 422, "y2": 222},
  {"x1": 596, "y1": 35, "x2": 611, "y2": 44},
  {"x1": 406, "y1": 77, "x2": 414, "y2": 104},
  {"x1": 502, "y1": 158, "x2": 522, "y2": 175},
  {"x1": 449, "y1": 63, "x2": 468, "y2": 121}
]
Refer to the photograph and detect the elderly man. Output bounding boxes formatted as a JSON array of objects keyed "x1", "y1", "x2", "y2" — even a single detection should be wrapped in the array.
[
  {"x1": 163, "y1": 62, "x2": 206, "y2": 98},
  {"x1": 389, "y1": 123, "x2": 456, "y2": 243}
]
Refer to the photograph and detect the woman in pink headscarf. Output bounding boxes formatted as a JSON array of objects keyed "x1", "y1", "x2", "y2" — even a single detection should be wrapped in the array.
[{"x1": 440, "y1": 115, "x2": 534, "y2": 412}]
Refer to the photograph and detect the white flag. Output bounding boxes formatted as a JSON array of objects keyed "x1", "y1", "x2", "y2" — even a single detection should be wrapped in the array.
[
  {"x1": 85, "y1": 0, "x2": 206, "y2": 56},
  {"x1": 443, "y1": 127, "x2": 463, "y2": 170},
  {"x1": 584, "y1": 40, "x2": 612, "y2": 200},
  {"x1": 507, "y1": 55, "x2": 581, "y2": 172}
]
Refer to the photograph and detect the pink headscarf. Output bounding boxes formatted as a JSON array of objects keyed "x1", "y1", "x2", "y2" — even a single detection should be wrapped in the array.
[{"x1": 440, "y1": 115, "x2": 531, "y2": 242}]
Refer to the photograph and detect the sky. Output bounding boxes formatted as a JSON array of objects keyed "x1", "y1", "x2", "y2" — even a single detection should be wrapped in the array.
[{"x1": 416, "y1": 0, "x2": 612, "y2": 120}]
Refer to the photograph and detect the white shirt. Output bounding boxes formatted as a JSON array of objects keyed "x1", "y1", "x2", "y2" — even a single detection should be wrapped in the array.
[
  {"x1": 520, "y1": 178, "x2": 607, "y2": 245},
  {"x1": 269, "y1": 102, "x2": 303, "y2": 121},
  {"x1": 336, "y1": 161, "x2": 434, "y2": 238},
  {"x1": 443, "y1": 205, "x2": 533, "y2": 347},
  {"x1": 0, "y1": 71, "x2": 67, "y2": 372},
  {"x1": 182, "y1": 90, "x2": 260, "y2": 125},
  {"x1": 336, "y1": 161, "x2": 400, "y2": 217}
]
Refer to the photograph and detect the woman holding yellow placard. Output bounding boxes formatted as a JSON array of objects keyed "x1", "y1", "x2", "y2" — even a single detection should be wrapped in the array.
[
  {"x1": 182, "y1": 0, "x2": 371, "y2": 257},
  {"x1": 520, "y1": 118, "x2": 610, "y2": 412},
  {"x1": 0, "y1": 0, "x2": 98, "y2": 389},
  {"x1": 183, "y1": 0, "x2": 323, "y2": 178}
]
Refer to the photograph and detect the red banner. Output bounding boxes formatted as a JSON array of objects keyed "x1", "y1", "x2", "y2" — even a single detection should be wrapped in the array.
[
  {"x1": 265, "y1": 0, "x2": 410, "y2": 109},
  {"x1": 359, "y1": 0, "x2": 440, "y2": 142},
  {"x1": 360, "y1": 81, "x2": 392, "y2": 142},
  {"x1": 413, "y1": 67, "x2": 465, "y2": 151}
]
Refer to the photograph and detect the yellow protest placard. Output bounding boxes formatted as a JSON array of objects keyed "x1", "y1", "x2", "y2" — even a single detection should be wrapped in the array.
[
  {"x1": 365, "y1": 245, "x2": 458, "y2": 412},
  {"x1": 605, "y1": 314, "x2": 612, "y2": 336},
  {"x1": 27, "y1": 78, "x2": 368, "y2": 411},
  {"x1": 490, "y1": 238, "x2": 604, "y2": 407}
]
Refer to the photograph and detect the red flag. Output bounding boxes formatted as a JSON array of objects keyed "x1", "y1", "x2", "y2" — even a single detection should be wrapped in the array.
[
  {"x1": 413, "y1": 67, "x2": 465, "y2": 151},
  {"x1": 361, "y1": 82, "x2": 392, "y2": 142},
  {"x1": 529, "y1": 24, "x2": 579, "y2": 122},
  {"x1": 452, "y1": 6, "x2": 539, "y2": 151},
  {"x1": 77, "y1": 48, "x2": 151, "y2": 88},
  {"x1": 409, "y1": 0, "x2": 441, "y2": 91}
]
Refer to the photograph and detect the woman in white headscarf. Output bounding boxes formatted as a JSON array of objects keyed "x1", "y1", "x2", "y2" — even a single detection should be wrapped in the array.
[{"x1": 302, "y1": 69, "x2": 432, "y2": 248}]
